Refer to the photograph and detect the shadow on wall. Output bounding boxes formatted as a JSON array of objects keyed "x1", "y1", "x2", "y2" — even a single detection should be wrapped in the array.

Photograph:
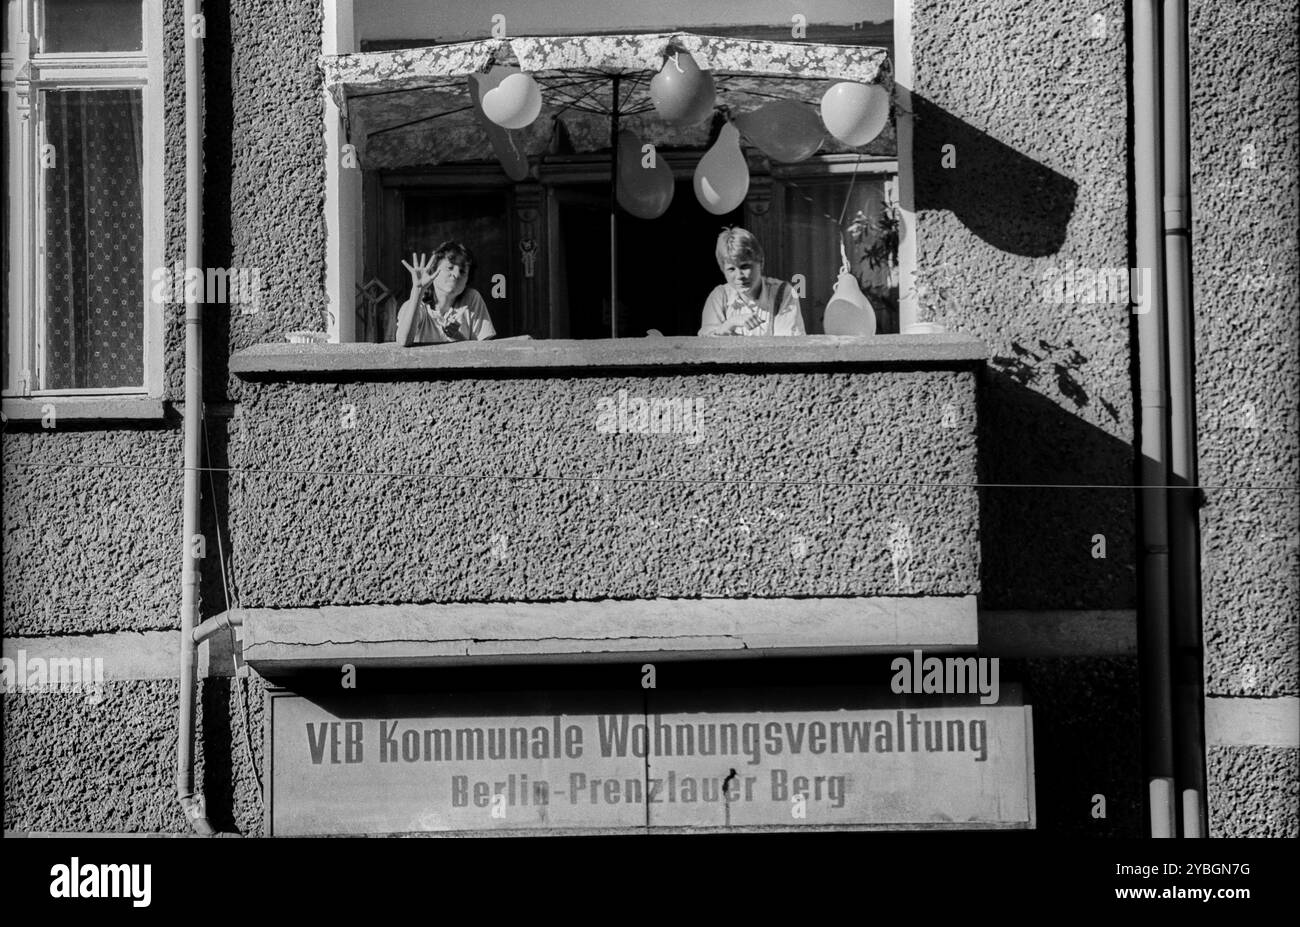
[
  {"x1": 909, "y1": 90, "x2": 1078, "y2": 257},
  {"x1": 900, "y1": 86, "x2": 1137, "y2": 834},
  {"x1": 896, "y1": 88, "x2": 1123, "y2": 604},
  {"x1": 976, "y1": 368, "x2": 1136, "y2": 610},
  {"x1": 1017, "y1": 656, "x2": 1144, "y2": 837}
]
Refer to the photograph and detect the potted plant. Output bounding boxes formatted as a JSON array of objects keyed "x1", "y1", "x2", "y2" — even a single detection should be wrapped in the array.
[
  {"x1": 852, "y1": 203, "x2": 953, "y2": 334},
  {"x1": 847, "y1": 204, "x2": 900, "y2": 333}
]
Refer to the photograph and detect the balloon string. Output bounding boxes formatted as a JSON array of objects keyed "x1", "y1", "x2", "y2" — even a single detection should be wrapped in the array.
[
  {"x1": 670, "y1": 51, "x2": 684, "y2": 73},
  {"x1": 779, "y1": 165, "x2": 879, "y2": 276},
  {"x1": 837, "y1": 155, "x2": 863, "y2": 227}
]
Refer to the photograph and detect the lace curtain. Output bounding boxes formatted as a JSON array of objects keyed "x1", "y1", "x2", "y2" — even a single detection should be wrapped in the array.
[{"x1": 43, "y1": 89, "x2": 144, "y2": 390}]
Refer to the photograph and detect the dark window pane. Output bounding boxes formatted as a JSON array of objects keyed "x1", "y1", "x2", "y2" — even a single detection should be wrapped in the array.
[
  {"x1": 400, "y1": 192, "x2": 513, "y2": 337},
  {"x1": 43, "y1": 89, "x2": 144, "y2": 390},
  {"x1": 43, "y1": 0, "x2": 142, "y2": 53},
  {"x1": 782, "y1": 176, "x2": 896, "y2": 334},
  {"x1": 609, "y1": 179, "x2": 742, "y2": 338}
]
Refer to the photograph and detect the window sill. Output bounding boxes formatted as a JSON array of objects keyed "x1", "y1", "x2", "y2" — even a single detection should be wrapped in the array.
[
  {"x1": 230, "y1": 334, "x2": 988, "y2": 379},
  {"x1": 1, "y1": 396, "x2": 168, "y2": 422}
]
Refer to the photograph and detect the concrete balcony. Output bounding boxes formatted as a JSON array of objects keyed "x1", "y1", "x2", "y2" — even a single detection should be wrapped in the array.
[{"x1": 227, "y1": 334, "x2": 986, "y2": 668}]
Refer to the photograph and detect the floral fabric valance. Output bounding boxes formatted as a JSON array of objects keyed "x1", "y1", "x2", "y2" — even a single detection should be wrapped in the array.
[{"x1": 319, "y1": 33, "x2": 892, "y2": 169}]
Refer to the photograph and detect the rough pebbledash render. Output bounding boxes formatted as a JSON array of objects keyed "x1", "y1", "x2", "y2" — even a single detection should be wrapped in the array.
[
  {"x1": 2, "y1": 0, "x2": 324, "y2": 835},
  {"x1": 1190, "y1": 0, "x2": 1300, "y2": 837},
  {"x1": 910, "y1": 0, "x2": 1139, "y2": 835}
]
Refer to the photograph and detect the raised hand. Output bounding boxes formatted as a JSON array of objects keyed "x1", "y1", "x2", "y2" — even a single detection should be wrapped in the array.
[{"x1": 401, "y1": 252, "x2": 438, "y2": 294}]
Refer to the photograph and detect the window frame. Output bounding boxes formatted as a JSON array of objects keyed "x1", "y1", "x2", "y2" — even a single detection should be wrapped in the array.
[{"x1": 2, "y1": 0, "x2": 164, "y2": 400}]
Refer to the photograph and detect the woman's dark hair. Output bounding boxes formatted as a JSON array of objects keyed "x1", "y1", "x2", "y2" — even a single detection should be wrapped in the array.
[{"x1": 432, "y1": 240, "x2": 475, "y2": 286}]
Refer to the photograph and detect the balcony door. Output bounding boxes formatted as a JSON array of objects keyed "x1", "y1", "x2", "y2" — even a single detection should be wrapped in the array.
[{"x1": 547, "y1": 180, "x2": 741, "y2": 340}]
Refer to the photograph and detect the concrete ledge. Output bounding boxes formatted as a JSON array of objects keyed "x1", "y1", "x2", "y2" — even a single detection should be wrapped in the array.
[
  {"x1": 230, "y1": 334, "x2": 988, "y2": 379},
  {"x1": 1205, "y1": 697, "x2": 1300, "y2": 747},
  {"x1": 977, "y1": 610, "x2": 1137, "y2": 657},
  {"x1": 2, "y1": 396, "x2": 167, "y2": 422},
  {"x1": 5, "y1": 831, "x2": 243, "y2": 838},
  {"x1": 237, "y1": 596, "x2": 979, "y2": 671}
]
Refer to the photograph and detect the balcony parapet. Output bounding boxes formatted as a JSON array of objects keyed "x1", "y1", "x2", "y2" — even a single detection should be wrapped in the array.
[
  {"x1": 226, "y1": 332, "x2": 987, "y2": 616},
  {"x1": 230, "y1": 334, "x2": 987, "y2": 378}
]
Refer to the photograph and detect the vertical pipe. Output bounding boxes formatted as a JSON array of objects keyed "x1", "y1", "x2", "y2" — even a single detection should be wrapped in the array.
[
  {"x1": 892, "y1": 0, "x2": 918, "y2": 334},
  {"x1": 1161, "y1": 0, "x2": 1207, "y2": 838},
  {"x1": 1133, "y1": 0, "x2": 1176, "y2": 839},
  {"x1": 609, "y1": 76, "x2": 620, "y2": 339},
  {"x1": 323, "y1": 0, "x2": 357, "y2": 342},
  {"x1": 176, "y1": 0, "x2": 213, "y2": 835}
]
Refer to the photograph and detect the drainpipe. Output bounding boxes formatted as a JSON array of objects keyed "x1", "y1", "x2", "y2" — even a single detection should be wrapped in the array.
[
  {"x1": 193, "y1": 609, "x2": 243, "y2": 645},
  {"x1": 609, "y1": 75, "x2": 620, "y2": 339},
  {"x1": 1133, "y1": 0, "x2": 1177, "y2": 839},
  {"x1": 176, "y1": 0, "x2": 213, "y2": 835},
  {"x1": 1161, "y1": 0, "x2": 1207, "y2": 838}
]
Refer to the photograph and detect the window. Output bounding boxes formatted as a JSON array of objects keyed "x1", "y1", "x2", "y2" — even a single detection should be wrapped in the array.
[
  {"x1": 336, "y1": 0, "x2": 902, "y2": 342},
  {"x1": 3, "y1": 0, "x2": 163, "y2": 397},
  {"x1": 361, "y1": 178, "x2": 516, "y2": 342},
  {"x1": 775, "y1": 161, "x2": 899, "y2": 334}
]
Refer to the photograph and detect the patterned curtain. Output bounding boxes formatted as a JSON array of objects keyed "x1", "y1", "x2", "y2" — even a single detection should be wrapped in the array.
[{"x1": 43, "y1": 89, "x2": 144, "y2": 390}]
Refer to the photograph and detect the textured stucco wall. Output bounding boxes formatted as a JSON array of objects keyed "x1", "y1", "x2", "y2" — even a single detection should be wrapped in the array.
[
  {"x1": 231, "y1": 369, "x2": 979, "y2": 606},
  {"x1": 2, "y1": 678, "x2": 266, "y2": 835},
  {"x1": 1206, "y1": 747, "x2": 1300, "y2": 838},
  {"x1": 912, "y1": 0, "x2": 1134, "y2": 612},
  {"x1": 164, "y1": 0, "x2": 327, "y2": 401},
  {"x1": 1190, "y1": 0, "x2": 1300, "y2": 836},
  {"x1": 911, "y1": 0, "x2": 1139, "y2": 835},
  {"x1": 1, "y1": 428, "x2": 183, "y2": 635},
  {"x1": 163, "y1": 0, "x2": 187, "y2": 401},
  {"x1": 201, "y1": 0, "x2": 328, "y2": 402},
  {"x1": 2, "y1": 0, "x2": 322, "y2": 835}
]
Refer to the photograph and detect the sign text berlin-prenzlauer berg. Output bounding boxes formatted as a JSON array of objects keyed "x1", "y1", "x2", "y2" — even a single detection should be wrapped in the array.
[{"x1": 268, "y1": 688, "x2": 1035, "y2": 834}]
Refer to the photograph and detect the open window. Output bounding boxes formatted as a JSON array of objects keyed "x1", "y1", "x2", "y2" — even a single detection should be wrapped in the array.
[{"x1": 329, "y1": 0, "x2": 900, "y2": 345}]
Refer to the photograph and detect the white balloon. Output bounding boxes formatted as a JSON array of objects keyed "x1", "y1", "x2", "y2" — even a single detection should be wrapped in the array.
[
  {"x1": 693, "y1": 123, "x2": 749, "y2": 215},
  {"x1": 482, "y1": 72, "x2": 542, "y2": 130},
  {"x1": 469, "y1": 73, "x2": 530, "y2": 181},
  {"x1": 820, "y1": 82, "x2": 890, "y2": 147},
  {"x1": 823, "y1": 272, "x2": 877, "y2": 335}
]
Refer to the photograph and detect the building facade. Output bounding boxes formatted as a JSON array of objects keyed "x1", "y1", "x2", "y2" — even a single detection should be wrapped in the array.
[{"x1": 2, "y1": 0, "x2": 1296, "y2": 837}]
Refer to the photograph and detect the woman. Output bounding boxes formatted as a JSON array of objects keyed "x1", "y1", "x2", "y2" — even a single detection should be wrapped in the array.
[
  {"x1": 698, "y1": 228, "x2": 805, "y2": 337},
  {"x1": 395, "y1": 241, "x2": 496, "y2": 346}
]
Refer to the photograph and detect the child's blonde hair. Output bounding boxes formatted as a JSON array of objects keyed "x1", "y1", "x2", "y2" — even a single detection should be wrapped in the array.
[{"x1": 715, "y1": 227, "x2": 764, "y2": 271}]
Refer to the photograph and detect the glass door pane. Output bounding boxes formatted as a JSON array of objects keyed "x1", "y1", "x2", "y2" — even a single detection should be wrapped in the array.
[{"x1": 399, "y1": 190, "x2": 512, "y2": 337}]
